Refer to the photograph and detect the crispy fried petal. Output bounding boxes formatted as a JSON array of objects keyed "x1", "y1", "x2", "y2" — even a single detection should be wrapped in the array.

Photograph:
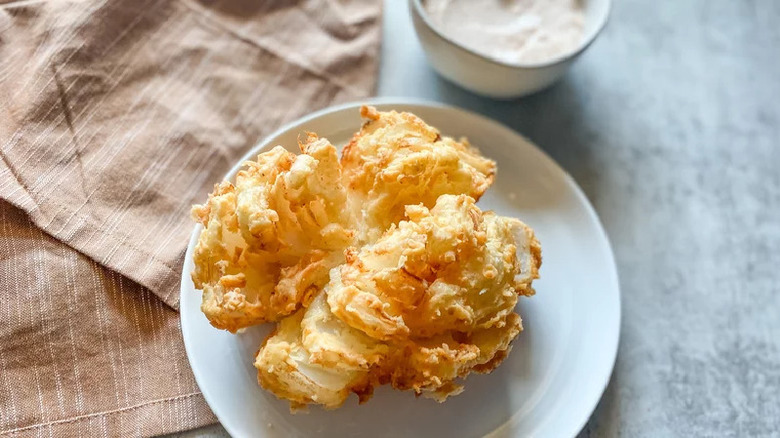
[
  {"x1": 327, "y1": 194, "x2": 538, "y2": 340},
  {"x1": 301, "y1": 292, "x2": 389, "y2": 371},
  {"x1": 236, "y1": 136, "x2": 354, "y2": 253},
  {"x1": 191, "y1": 135, "x2": 355, "y2": 331},
  {"x1": 257, "y1": 293, "x2": 524, "y2": 409},
  {"x1": 384, "y1": 312, "x2": 522, "y2": 401},
  {"x1": 255, "y1": 309, "x2": 370, "y2": 410},
  {"x1": 342, "y1": 106, "x2": 496, "y2": 238},
  {"x1": 191, "y1": 182, "x2": 282, "y2": 331}
]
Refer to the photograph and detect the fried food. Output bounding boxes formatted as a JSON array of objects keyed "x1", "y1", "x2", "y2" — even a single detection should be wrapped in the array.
[
  {"x1": 256, "y1": 194, "x2": 540, "y2": 408},
  {"x1": 342, "y1": 106, "x2": 496, "y2": 239},
  {"x1": 235, "y1": 136, "x2": 354, "y2": 252},
  {"x1": 254, "y1": 299, "x2": 372, "y2": 410},
  {"x1": 257, "y1": 287, "x2": 524, "y2": 409},
  {"x1": 381, "y1": 311, "x2": 523, "y2": 401},
  {"x1": 192, "y1": 106, "x2": 541, "y2": 409},
  {"x1": 191, "y1": 134, "x2": 354, "y2": 332},
  {"x1": 326, "y1": 194, "x2": 538, "y2": 341}
]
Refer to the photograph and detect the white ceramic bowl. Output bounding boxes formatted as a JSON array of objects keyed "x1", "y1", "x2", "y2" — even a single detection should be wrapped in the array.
[{"x1": 409, "y1": 0, "x2": 611, "y2": 98}]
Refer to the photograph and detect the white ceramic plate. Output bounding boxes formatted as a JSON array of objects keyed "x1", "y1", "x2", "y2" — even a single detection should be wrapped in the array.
[{"x1": 180, "y1": 100, "x2": 621, "y2": 438}]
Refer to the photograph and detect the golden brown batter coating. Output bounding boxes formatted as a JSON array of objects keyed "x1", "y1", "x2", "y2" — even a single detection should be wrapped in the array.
[{"x1": 192, "y1": 106, "x2": 541, "y2": 409}]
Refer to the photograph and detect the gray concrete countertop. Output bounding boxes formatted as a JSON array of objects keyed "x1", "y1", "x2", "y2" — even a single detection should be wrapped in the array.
[{"x1": 168, "y1": 0, "x2": 780, "y2": 436}]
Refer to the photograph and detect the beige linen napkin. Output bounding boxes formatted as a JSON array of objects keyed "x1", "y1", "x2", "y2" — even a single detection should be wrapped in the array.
[{"x1": 0, "y1": 0, "x2": 381, "y2": 435}]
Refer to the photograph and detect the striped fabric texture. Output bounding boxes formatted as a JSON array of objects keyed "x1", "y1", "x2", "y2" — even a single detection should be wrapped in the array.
[{"x1": 0, "y1": 0, "x2": 381, "y2": 435}]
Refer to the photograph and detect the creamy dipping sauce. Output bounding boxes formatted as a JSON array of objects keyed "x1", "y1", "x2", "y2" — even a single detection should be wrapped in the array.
[{"x1": 423, "y1": 0, "x2": 586, "y2": 65}]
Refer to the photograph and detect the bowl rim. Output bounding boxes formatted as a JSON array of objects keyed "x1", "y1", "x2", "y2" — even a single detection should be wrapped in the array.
[{"x1": 410, "y1": 0, "x2": 611, "y2": 69}]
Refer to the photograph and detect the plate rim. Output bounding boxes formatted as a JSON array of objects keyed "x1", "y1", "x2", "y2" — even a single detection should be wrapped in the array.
[{"x1": 180, "y1": 97, "x2": 621, "y2": 438}]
